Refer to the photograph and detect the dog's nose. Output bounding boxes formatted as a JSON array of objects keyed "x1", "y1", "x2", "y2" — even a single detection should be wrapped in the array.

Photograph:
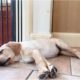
[
  {"x1": 0, "y1": 61, "x2": 6, "y2": 66},
  {"x1": 0, "y1": 58, "x2": 10, "y2": 66}
]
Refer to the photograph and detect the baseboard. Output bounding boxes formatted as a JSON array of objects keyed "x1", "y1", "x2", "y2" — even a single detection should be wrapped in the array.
[
  {"x1": 30, "y1": 32, "x2": 80, "y2": 47},
  {"x1": 53, "y1": 32, "x2": 80, "y2": 47},
  {"x1": 30, "y1": 33, "x2": 52, "y2": 39}
]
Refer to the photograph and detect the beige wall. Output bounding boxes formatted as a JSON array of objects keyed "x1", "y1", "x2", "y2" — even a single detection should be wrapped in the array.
[{"x1": 53, "y1": 0, "x2": 80, "y2": 33}]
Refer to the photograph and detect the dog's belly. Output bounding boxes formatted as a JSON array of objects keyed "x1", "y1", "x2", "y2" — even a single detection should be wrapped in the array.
[
  {"x1": 40, "y1": 44, "x2": 59, "y2": 58},
  {"x1": 32, "y1": 39, "x2": 59, "y2": 58},
  {"x1": 21, "y1": 39, "x2": 59, "y2": 59}
]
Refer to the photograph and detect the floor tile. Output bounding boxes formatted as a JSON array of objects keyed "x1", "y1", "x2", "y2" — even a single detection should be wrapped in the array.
[
  {"x1": 0, "y1": 56, "x2": 76, "y2": 80},
  {"x1": 10, "y1": 62, "x2": 37, "y2": 70},
  {"x1": 27, "y1": 71, "x2": 39, "y2": 80},
  {"x1": 59, "y1": 75, "x2": 80, "y2": 80},
  {"x1": 0, "y1": 62, "x2": 36, "y2": 70},
  {"x1": 0, "y1": 69, "x2": 32, "y2": 80},
  {"x1": 28, "y1": 71, "x2": 80, "y2": 80},
  {"x1": 48, "y1": 55, "x2": 71, "y2": 75},
  {"x1": 71, "y1": 57, "x2": 80, "y2": 76},
  {"x1": 28, "y1": 71, "x2": 62, "y2": 80}
]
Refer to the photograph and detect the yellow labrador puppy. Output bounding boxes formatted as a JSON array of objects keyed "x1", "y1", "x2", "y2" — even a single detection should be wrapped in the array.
[{"x1": 0, "y1": 38, "x2": 80, "y2": 80}]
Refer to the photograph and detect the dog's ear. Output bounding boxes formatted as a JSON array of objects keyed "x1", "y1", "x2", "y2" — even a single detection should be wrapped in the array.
[{"x1": 7, "y1": 42, "x2": 21, "y2": 56}]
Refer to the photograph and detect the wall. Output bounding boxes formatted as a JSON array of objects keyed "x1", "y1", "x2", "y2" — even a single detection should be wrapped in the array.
[
  {"x1": 22, "y1": 0, "x2": 53, "y2": 40},
  {"x1": 53, "y1": 0, "x2": 80, "y2": 33},
  {"x1": 22, "y1": 0, "x2": 33, "y2": 41},
  {"x1": 33, "y1": 0, "x2": 52, "y2": 34}
]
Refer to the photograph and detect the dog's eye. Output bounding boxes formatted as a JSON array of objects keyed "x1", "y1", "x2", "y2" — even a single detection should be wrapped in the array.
[{"x1": 0, "y1": 50, "x2": 3, "y2": 54}]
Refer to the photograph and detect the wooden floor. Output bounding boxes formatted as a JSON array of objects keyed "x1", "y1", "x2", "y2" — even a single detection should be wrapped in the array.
[{"x1": 0, "y1": 55, "x2": 80, "y2": 80}]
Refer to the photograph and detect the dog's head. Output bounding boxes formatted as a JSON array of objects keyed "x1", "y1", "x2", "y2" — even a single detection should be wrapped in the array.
[{"x1": 0, "y1": 42, "x2": 21, "y2": 66}]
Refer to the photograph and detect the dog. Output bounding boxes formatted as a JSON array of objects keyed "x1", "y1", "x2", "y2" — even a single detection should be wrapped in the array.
[{"x1": 0, "y1": 38, "x2": 80, "y2": 80}]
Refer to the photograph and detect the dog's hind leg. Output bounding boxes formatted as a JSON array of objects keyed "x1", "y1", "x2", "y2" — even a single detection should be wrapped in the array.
[
  {"x1": 54, "y1": 39, "x2": 80, "y2": 58},
  {"x1": 32, "y1": 49, "x2": 50, "y2": 80}
]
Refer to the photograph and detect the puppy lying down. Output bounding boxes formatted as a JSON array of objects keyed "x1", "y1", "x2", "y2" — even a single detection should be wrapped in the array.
[{"x1": 0, "y1": 38, "x2": 80, "y2": 80}]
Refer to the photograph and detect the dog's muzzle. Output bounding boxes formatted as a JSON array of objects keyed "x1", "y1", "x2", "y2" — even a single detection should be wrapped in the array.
[{"x1": 0, "y1": 58, "x2": 10, "y2": 66}]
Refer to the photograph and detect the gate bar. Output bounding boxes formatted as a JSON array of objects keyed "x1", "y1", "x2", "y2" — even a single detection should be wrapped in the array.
[
  {"x1": 1, "y1": 0, "x2": 3, "y2": 44},
  {"x1": 21, "y1": 0, "x2": 22, "y2": 41},
  {"x1": 6, "y1": 0, "x2": 9, "y2": 41}
]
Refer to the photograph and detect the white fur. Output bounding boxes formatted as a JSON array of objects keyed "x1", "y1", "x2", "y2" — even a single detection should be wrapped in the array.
[{"x1": 19, "y1": 39, "x2": 59, "y2": 62}]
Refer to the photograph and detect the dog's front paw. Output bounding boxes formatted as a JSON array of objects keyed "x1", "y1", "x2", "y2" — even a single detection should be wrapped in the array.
[
  {"x1": 48, "y1": 65, "x2": 57, "y2": 78},
  {"x1": 38, "y1": 71, "x2": 50, "y2": 80}
]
